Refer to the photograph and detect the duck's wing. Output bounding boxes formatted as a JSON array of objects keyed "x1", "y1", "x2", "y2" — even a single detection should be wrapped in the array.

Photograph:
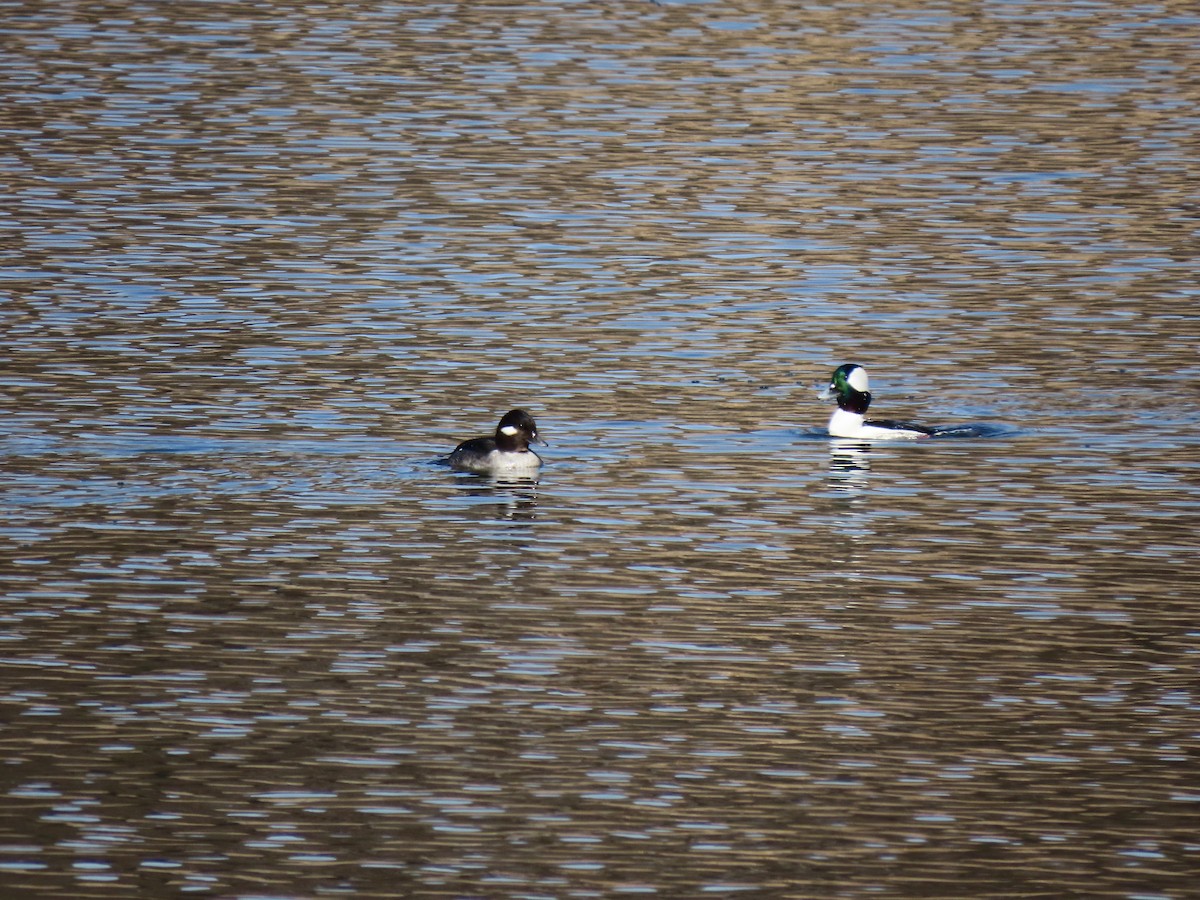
[{"x1": 866, "y1": 418, "x2": 936, "y2": 436}]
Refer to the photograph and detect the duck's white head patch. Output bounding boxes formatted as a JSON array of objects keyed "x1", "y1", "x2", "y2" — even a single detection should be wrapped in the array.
[
  {"x1": 846, "y1": 366, "x2": 870, "y2": 393},
  {"x1": 500, "y1": 425, "x2": 521, "y2": 436}
]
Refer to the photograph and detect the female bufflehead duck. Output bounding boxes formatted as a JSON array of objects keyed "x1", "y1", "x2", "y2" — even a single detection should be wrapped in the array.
[
  {"x1": 448, "y1": 409, "x2": 544, "y2": 475},
  {"x1": 819, "y1": 364, "x2": 935, "y2": 440}
]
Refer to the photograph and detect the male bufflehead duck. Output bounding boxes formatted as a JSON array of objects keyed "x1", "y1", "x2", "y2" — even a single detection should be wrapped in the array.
[
  {"x1": 819, "y1": 363, "x2": 935, "y2": 440},
  {"x1": 448, "y1": 409, "x2": 544, "y2": 475}
]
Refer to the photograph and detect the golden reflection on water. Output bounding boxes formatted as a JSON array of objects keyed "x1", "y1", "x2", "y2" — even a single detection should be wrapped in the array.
[{"x1": 2, "y1": 0, "x2": 1200, "y2": 897}]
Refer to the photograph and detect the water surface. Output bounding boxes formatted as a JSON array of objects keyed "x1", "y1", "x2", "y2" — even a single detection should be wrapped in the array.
[{"x1": 3, "y1": 1, "x2": 1200, "y2": 897}]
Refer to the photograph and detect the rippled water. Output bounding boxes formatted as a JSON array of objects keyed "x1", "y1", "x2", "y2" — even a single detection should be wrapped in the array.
[{"x1": 3, "y1": 0, "x2": 1200, "y2": 897}]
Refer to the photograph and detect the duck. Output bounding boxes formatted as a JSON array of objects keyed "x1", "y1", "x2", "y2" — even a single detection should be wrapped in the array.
[
  {"x1": 819, "y1": 364, "x2": 935, "y2": 440},
  {"x1": 447, "y1": 409, "x2": 545, "y2": 475}
]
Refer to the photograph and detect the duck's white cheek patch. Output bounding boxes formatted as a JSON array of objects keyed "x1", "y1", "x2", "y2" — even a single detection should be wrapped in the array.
[
  {"x1": 847, "y1": 368, "x2": 870, "y2": 392},
  {"x1": 500, "y1": 425, "x2": 520, "y2": 436}
]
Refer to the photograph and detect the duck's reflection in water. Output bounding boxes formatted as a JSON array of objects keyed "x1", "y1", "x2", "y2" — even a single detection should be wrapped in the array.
[
  {"x1": 827, "y1": 439, "x2": 872, "y2": 500},
  {"x1": 459, "y1": 475, "x2": 540, "y2": 521}
]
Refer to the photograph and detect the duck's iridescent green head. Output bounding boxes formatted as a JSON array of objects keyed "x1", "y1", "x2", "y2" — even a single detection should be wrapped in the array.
[{"x1": 818, "y1": 363, "x2": 872, "y2": 414}]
